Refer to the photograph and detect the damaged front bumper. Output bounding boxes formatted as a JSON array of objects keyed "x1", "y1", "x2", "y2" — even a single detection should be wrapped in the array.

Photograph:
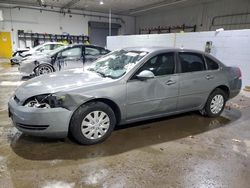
[
  {"x1": 8, "y1": 96, "x2": 72, "y2": 138},
  {"x1": 18, "y1": 62, "x2": 36, "y2": 76},
  {"x1": 8, "y1": 93, "x2": 93, "y2": 138}
]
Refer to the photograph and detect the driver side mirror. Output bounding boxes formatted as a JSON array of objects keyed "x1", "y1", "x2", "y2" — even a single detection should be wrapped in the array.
[{"x1": 136, "y1": 70, "x2": 155, "y2": 81}]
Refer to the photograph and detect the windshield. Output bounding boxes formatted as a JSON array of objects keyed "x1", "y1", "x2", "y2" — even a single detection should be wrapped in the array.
[
  {"x1": 88, "y1": 50, "x2": 148, "y2": 79},
  {"x1": 32, "y1": 43, "x2": 46, "y2": 51}
]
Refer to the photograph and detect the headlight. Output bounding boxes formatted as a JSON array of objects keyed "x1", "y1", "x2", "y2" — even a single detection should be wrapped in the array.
[{"x1": 23, "y1": 94, "x2": 64, "y2": 108}]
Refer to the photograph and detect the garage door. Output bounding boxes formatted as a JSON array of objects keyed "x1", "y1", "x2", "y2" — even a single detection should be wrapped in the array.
[{"x1": 89, "y1": 21, "x2": 121, "y2": 47}]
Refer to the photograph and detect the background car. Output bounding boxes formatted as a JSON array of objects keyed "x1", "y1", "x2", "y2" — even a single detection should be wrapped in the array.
[
  {"x1": 18, "y1": 44, "x2": 110, "y2": 76},
  {"x1": 12, "y1": 48, "x2": 30, "y2": 57},
  {"x1": 10, "y1": 42, "x2": 65, "y2": 65},
  {"x1": 9, "y1": 47, "x2": 242, "y2": 145}
]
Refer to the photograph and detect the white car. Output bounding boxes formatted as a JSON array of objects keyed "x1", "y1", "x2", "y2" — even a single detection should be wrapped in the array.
[{"x1": 11, "y1": 42, "x2": 65, "y2": 65}]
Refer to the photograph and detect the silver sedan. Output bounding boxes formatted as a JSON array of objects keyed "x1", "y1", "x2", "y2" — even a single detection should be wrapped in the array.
[{"x1": 9, "y1": 47, "x2": 242, "y2": 145}]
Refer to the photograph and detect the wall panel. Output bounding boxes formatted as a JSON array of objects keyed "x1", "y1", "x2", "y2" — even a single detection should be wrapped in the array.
[{"x1": 107, "y1": 30, "x2": 250, "y2": 87}]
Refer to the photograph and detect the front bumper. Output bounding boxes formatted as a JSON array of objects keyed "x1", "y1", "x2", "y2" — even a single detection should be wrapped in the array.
[{"x1": 8, "y1": 97, "x2": 72, "y2": 138}]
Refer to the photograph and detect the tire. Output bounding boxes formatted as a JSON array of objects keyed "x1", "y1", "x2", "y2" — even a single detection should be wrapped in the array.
[
  {"x1": 69, "y1": 102, "x2": 116, "y2": 145},
  {"x1": 35, "y1": 64, "x2": 54, "y2": 76},
  {"x1": 201, "y1": 88, "x2": 227, "y2": 117}
]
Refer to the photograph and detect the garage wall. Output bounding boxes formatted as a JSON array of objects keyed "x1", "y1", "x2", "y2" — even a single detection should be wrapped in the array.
[
  {"x1": 107, "y1": 29, "x2": 250, "y2": 87},
  {"x1": 107, "y1": 33, "x2": 176, "y2": 50},
  {"x1": 136, "y1": 0, "x2": 250, "y2": 33},
  {"x1": 0, "y1": 7, "x2": 135, "y2": 49}
]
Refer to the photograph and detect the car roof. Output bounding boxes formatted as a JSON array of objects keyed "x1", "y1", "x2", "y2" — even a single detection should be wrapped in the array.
[
  {"x1": 68, "y1": 44, "x2": 107, "y2": 49},
  {"x1": 42, "y1": 42, "x2": 64, "y2": 45},
  {"x1": 123, "y1": 46, "x2": 207, "y2": 55}
]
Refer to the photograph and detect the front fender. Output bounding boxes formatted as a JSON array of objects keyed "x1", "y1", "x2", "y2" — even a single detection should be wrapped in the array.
[{"x1": 55, "y1": 92, "x2": 95, "y2": 110}]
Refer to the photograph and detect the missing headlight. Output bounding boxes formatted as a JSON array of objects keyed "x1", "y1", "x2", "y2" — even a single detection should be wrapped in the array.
[
  {"x1": 25, "y1": 99, "x2": 51, "y2": 108},
  {"x1": 23, "y1": 94, "x2": 63, "y2": 108}
]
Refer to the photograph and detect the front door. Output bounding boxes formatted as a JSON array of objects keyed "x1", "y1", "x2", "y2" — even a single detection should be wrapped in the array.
[{"x1": 126, "y1": 53, "x2": 179, "y2": 120}]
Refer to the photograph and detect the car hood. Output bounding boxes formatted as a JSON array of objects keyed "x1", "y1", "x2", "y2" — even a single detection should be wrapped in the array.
[{"x1": 15, "y1": 69, "x2": 112, "y2": 101}]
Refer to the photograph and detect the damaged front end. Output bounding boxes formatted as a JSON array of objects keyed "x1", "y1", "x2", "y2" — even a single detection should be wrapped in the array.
[{"x1": 23, "y1": 93, "x2": 94, "y2": 110}]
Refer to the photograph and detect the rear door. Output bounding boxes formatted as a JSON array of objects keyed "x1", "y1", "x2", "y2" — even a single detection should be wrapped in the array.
[
  {"x1": 84, "y1": 46, "x2": 102, "y2": 66},
  {"x1": 54, "y1": 46, "x2": 84, "y2": 71},
  {"x1": 177, "y1": 52, "x2": 215, "y2": 111},
  {"x1": 126, "y1": 52, "x2": 179, "y2": 120}
]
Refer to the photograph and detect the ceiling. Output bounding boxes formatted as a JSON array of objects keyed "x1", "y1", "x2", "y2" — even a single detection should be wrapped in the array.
[{"x1": 0, "y1": 0, "x2": 217, "y2": 15}]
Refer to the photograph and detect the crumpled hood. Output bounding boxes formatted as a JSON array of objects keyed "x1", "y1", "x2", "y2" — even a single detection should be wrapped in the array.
[{"x1": 15, "y1": 69, "x2": 112, "y2": 101}]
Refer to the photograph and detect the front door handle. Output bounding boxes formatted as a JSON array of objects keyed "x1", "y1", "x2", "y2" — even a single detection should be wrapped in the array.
[
  {"x1": 205, "y1": 75, "x2": 214, "y2": 80},
  {"x1": 166, "y1": 80, "x2": 176, "y2": 85}
]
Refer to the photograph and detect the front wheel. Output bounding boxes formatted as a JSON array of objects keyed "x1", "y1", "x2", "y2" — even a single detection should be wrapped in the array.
[
  {"x1": 70, "y1": 102, "x2": 116, "y2": 145},
  {"x1": 35, "y1": 64, "x2": 54, "y2": 76},
  {"x1": 201, "y1": 89, "x2": 226, "y2": 117}
]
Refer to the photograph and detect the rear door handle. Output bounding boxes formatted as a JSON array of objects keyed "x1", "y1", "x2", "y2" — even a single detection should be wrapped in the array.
[
  {"x1": 165, "y1": 80, "x2": 176, "y2": 85},
  {"x1": 205, "y1": 75, "x2": 214, "y2": 80}
]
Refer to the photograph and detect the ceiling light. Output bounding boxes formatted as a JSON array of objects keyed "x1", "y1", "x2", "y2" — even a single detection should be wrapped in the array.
[{"x1": 99, "y1": 0, "x2": 104, "y2": 5}]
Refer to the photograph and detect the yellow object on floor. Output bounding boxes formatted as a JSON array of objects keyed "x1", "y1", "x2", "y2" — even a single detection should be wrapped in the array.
[
  {"x1": 0, "y1": 32, "x2": 12, "y2": 58},
  {"x1": 244, "y1": 86, "x2": 250, "y2": 92}
]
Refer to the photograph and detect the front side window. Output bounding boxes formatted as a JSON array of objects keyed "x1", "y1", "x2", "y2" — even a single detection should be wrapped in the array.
[
  {"x1": 88, "y1": 50, "x2": 148, "y2": 79},
  {"x1": 135, "y1": 53, "x2": 175, "y2": 77},
  {"x1": 205, "y1": 56, "x2": 219, "y2": 70},
  {"x1": 179, "y1": 52, "x2": 206, "y2": 73}
]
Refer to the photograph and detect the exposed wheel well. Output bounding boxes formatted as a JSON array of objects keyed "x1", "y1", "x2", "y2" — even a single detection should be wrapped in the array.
[
  {"x1": 81, "y1": 98, "x2": 121, "y2": 125},
  {"x1": 214, "y1": 85, "x2": 230, "y2": 100}
]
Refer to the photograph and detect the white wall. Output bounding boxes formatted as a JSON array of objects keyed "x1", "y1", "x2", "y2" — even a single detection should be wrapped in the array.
[
  {"x1": 107, "y1": 29, "x2": 250, "y2": 87},
  {"x1": 0, "y1": 7, "x2": 135, "y2": 49},
  {"x1": 107, "y1": 33, "x2": 176, "y2": 50},
  {"x1": 136, "y1": 0, "x2": 250, "y2": 33}
]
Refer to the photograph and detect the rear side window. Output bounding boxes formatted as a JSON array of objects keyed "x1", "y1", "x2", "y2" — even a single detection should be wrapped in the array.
[
  {"x1": 179, "y1": 52, "x2": 206, "y2": 73},
  {"x1": 100, "y1": 49, "x2": 110, "y2": 55},
  {"x1": 61, "y1": 47, "x2": 82, "y2": 57},
  {"x1": 51, "y1": 44, "x2": 64, "y2": 50},
  {"x1": 36, "y1": 44, "x2": 51, "y2": 52},
  {"x1": 85, "y1": 47, "x2": 101, "y2": 56},
  {"x1": 205, "y1": 56, "x2": 219, "y2": 70}
]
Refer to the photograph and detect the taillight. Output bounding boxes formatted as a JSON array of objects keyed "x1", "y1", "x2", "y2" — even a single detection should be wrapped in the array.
[{"x1": 238, "y1": 68, "x2": 242, "y2": 79}]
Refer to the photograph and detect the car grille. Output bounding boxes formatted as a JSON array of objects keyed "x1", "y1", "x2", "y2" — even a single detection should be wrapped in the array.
[{"x1": 16, "y1": 123, "x2": 49, "y2": 131}]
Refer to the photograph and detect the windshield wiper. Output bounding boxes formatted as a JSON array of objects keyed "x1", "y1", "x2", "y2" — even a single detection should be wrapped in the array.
[
  {"x1": 96, "y1": 71, "x2": 107, "y2": 78},
  {"x1": 88, "y1": 68, "x2": 115, "y2": 79},
  {"x1": 96, "y1": 71, "x2": 115, "y2": 79}
]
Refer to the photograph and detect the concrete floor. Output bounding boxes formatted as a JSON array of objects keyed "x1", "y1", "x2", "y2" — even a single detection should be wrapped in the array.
[{"x1": 0, "y1": 61, "x2": 250, "y2": 188}]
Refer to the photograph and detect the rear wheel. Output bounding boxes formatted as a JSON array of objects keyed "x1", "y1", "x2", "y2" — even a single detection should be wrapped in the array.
[
  {"x1": 35, "y1": 64, "x2": 54, "y2": 76},
  {"x1": 70, "y1": 102, "x2": 116, "y2": 145},
  {"x1": 201, "y1": 88, "x2": 226, "y2": 117}
]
